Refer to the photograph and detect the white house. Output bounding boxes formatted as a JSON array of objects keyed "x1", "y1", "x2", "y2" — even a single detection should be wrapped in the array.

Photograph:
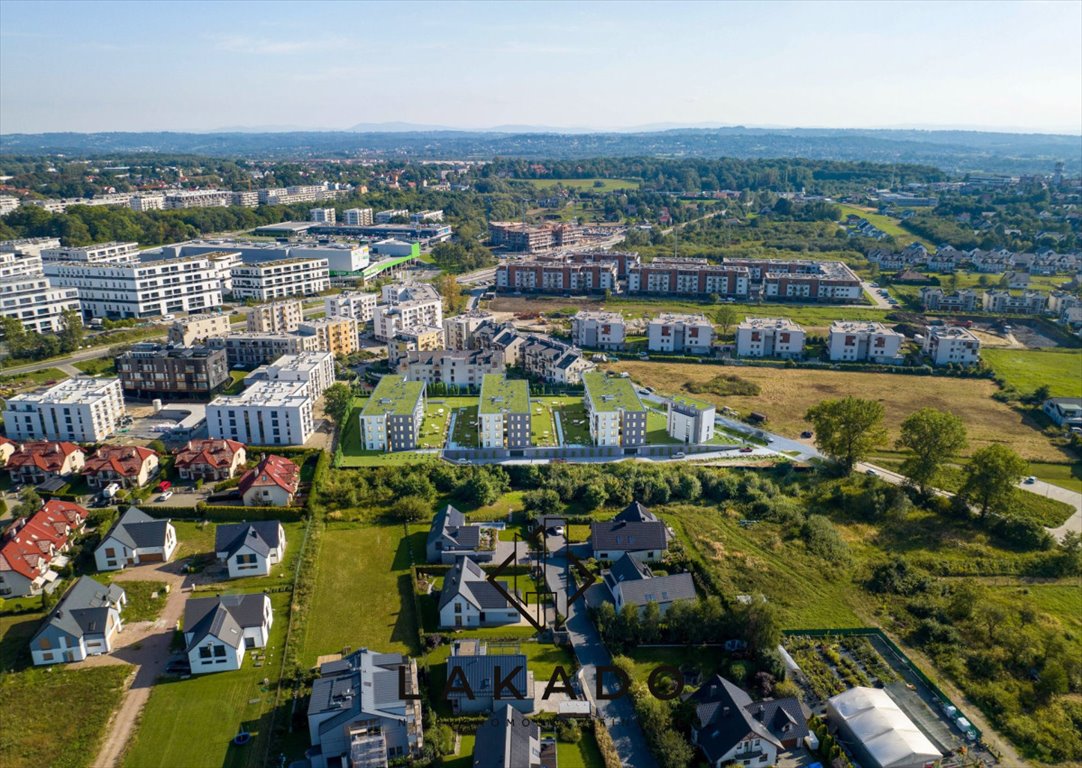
[
  {"x1": 215, "y1": 521, "x2": 286, "y2": 578},
  {"x1": 829, "y1": 321, "x2": 905, "y2": 364},
  {"x1": 1042, "y1": 398, "x2": 1082, "y2": 429},
  {"x1": 647, "y1": 314, "x2": 715, "y2": 354},
  {"x1": 923, "y1": 326, "x2": 981, "y2": 366},
  {"x1": 735, "y1": 317, "x2": 805, "y2": 359},
  {"x1": 94, "y1": 507, "x2": 177, "y2": 571},
  {"x1": 238, "y1": 455, "x2": 300, "y2": 507},
  {"x1": 667, "y1": 395, "x2": 716, "y2": 444},
  {"x1": 438, "y1": 556, "x2": 523, "y2": 629},
  {"x1": 183, "y1": 593, "x2": 273, "y2": 674},
  {"x1": 30, "y1": 577, "x2": 127, "y2": 665}
]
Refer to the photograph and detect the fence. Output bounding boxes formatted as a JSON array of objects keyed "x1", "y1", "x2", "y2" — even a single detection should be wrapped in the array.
[{"x1": 442, "y1": 443, "x2": 740, "y2": 463}]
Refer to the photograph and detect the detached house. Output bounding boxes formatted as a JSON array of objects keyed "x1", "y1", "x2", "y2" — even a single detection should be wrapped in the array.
[
  {"x1": 603, "y1": 553, "x2": 696, "y2": 616},
  {"x1": 30, "y1": 576, "x2": 127, "y2": 665},
  {"x1": 82, "y1": 445, "x2": 159, "y2": 489},
  {"x1": 0, "y1": 500, "x2": 88, "y2": 597},
  {"x1": 426, "y1": 504, "x2": 493, "y2": 564},
  {"x1": 590, "y1": 501, "x2": 670, "y2": 562},
  {"x1": 183, "y1": 592, "x2": 273, "y2": 674},
  {"x1": 238, "y1": 454, "x2": 299, "y2": 507},
  {"x1": 5, "y1": 441, "x2": 85, "y2": 486},
  {"x1": 94, "y1": 506, "x2": 177, "y2": 571},
  {"x1": 173, "y1": 438, "x2": 247, "y2": 481},
  {"x1": 446, "y1": 638, "x2": 535, "y2": 714},
  {"x1": 0, "y1": 436, "x2": 17, "y2": 465},
  {"x1": 215, "y1": 521, "x2": 286, "y2": 578},
  {"x1": 473, "y1": 704, "x2": 556, "y2": 768},
  {"x1": 438, "y1": 556, "x2": 523, "y2": 629}
]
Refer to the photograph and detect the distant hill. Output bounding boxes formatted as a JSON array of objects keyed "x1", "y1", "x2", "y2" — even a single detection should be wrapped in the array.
[{"x1": 1, "y1": 127, "x2": 1079, "y2": 174}]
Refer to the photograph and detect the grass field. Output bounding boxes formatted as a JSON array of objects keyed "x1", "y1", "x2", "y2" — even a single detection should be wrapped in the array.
[
  {"x1": 606, "y1": 360, "x2": 1070, "y2": 462},
  {"x1": 451, "y1": 405, "x2": 480, "y2": 447},
  {"x1": 123, "y1": 592, "x2": 291, "y2": 768},
  {"x1": 72, "y1": 357, "x2": 117, "y2": 376},
  {"x1": 646, "y1": 409, "x2": 679, "y2": 445},
  {"x1": 0, "y1": 366, "x2": 69, "y2": 388},
  {"x1": 526, "y1": 177, "x2": 641, "y2": 191},
  {"x1": 2, "y1": 665, "x2": 130, "y2": 768},
  {"x1": 556, "y1": 402, "x2": 591, "y2": 445},
  {"x1": 1025, "y1": 462, "x2": 1082, "y2": 493},
  {"x1": 117, "y1": 581, "x2": 169, "y2": 622},
  {"x1": 982, "y1": 348, "x2": 1082, "y2": 399},
  {"x1": 0, "y1": 610, "x2": 44, "y2": 670},
  {"x1": 836, "y1": 203, "x2": 934, "y2": 248},
  {"x1": 987, "y1": 582, "x2": 1082, "y2": 636}
]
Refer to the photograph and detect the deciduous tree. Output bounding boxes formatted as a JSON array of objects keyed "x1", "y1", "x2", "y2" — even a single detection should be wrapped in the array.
[
  {"x1": 804, "y1": 397, "x2": 886, "y2": 472},
  {"x1": 897, "y1": 408, "x2": 967, "y2": 493},
  {"x1": 958, "y1": 444, "x2": 1028, "y2": 518}
]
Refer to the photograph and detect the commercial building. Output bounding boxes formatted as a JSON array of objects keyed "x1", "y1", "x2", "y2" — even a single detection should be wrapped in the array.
[
  {"x1": 231, "y1": 258, "x2": 330, "y2": 301},
  {"x1": 310, "y1": 222, "x2": 452, "y2": 244},
  {"x1": 309, "y1": 207, "x2": 336, "y2": 224},
  {"x1": 209, "y1": 331, "x2": 321, "y2": 368},
  {"x1": 115, "y1": 343, "x2": 230, "y2": 399},
  {"x1": 667, "y1": 395, "x2": 716, "y2": 444},
  {"x1": 583, "y1": 372, "x2": 646, "y2": 447},
  {"x1": 342, "y1": 207, "x2": 373, "y2": 226},
  {"x1": 571, "y1": 310, "x2": 626, "y2": 350},
  {"x1": 298, "y1": 317, "x2": 359, "y2": 357},
  {"x1": 44, "y1": 256, "x2": 223, "y2": 319},
  {"x1": 647, "y1": 314, "x2": 714, "y2": 354},
  {"x1": 359, "y1": 375, "x2": 426, "y2": 452},
  {"x1": 628, "y1": 258, "x2": 751, "y2": 299},
  {"x1": 401, "y1": 349, "x2": 505, "y2": 389},
  {"x1": 324, "y1": 291, "x2": 378, "y2": 325},
  {"x1": 290, "y1": 243, "x2": 369, "y2": 274},
  {"x1": 495, "y1": 259, "x2": 617, "y2": 293},
  {"x1": 373, "y1": 283, "x2": 443, "y2": 341},
  {"x1": 387, "y1": 325, "x2": 444, "y2": 367},
  {"x1": 247, "y1": 299, "x2": 303, "y2": 333},
  {"x1": 829, "y1": 321, "x2": 905, "y2": 364},
  {"x1": 520, "y1": 336, "x2": 595, "y2": 384},
  {"x1": 443, "y1": 310, "x2": 494, "y2": 350},
  {"x1": 478, "y1": 374, "x2": 531, "y2": 449},
  {"x1": 168, "y1": 313, "x2": 231, "y2": 346},
  {"x1": 735, "y1": 317, "x2": 806, "y2": 359},
  {"x1": 488, "y1": 221, "x2": 582, "y2": 252},
  {"x1": 3, "y1": 378, "x2": 125, "y2": 442},
  {"x1": 208, "y1": 380, "x2": 315, "y2": 446},
  {"x1": 243, "y1": 351, "x2": 335, "y2": 401},
  {"x1": 827, "y1": 687, "x2": 942, "y2": 768},
  {"x1": 923, "y1": 326, "x2": 981, "y2": 366},
  {"x1": 41, "y1": 241, "x2": 140, "y2": 265}
]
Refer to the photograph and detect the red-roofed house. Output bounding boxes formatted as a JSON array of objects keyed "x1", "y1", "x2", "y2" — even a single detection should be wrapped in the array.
[
  {"x1": 82, "y1": 445, "x2": 160, "y2": 489},
  {"x1": 5, "y1": 442, "x2": 86, "y2": 486},
  {"x1": 0, "y1": 501, "x2": 88, "y2": 597},
  {"x1": 238, "y1": 455, "x2": 300, "y2": 507},
  {"x1": 173, "y1": 439, "x2": 247, "y2": 482},
  {"x1": 0, "y1": 436, "x2": 18, "y2": 465}
]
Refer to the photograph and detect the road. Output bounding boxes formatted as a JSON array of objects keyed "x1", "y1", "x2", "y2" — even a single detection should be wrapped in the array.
[
  {"x1": 1, "y1": 341, "x2": 165, "y2": 377},
  {"x1": 861, "y1": 280, "x2": 894, "y2": 309}
]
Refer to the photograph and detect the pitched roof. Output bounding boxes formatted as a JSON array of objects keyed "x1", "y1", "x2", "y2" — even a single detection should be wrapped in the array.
[
  {"x1": 173, "y1": 438, "x2": 246, "y2": 469},
  {"x1": 237, "y1": 455, "x2": 299, "y2": 496},
  {"x1": 308, "y1": 649, "x2": 413, "y2": 735},
  {"x1": 616, "y1": 571, "x2": 697, "y2": 607},
  {"x1": 686, "y1": 675, "x2": 783, "y2": 763},
  {"x1": 447, "y1": 648, "x2": 529, "y2": 701},
  {"x1": 590, "y1": 520, "x2": 668, "y2": 554},
  {"x1": 428, "y1": 504, "x2": 481, "y2": 552},
  {"x1": 31, "y1": 576, "x2": 125, "y2": 646},
  {"x1": 6, "y1": 441, "x2": 84, "y2": 473},
  {"x1": 184, "y1": 593, "x2": 268, "y2": 651},
  {"x1": 99, "y1": 506, "x2": 172, "y2": 551},
  {"x1": 473, "y1": 704, "x2": 540, "y2": 768},
  {"x1": 439, "y1": 556, "x2": 516, "y2": 612},
  {"x1": 40, "y1": 500, "x2": 89, "y2": 529},
  {"x1": 215, "y1": 521, "x2": 283, "y2": 559},
  {"x1": 613, "y1": 500, "x2": 658, "y2": 524},
  {"x1": 82, "y1": 445, "x2": 156, "y2": 479},
  {"x1": 747, "y1": 698, "x2": 809, "y2": 744}
]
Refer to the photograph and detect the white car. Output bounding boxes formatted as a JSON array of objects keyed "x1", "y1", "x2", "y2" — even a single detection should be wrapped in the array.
[
  {"x1": 865, "y1": 468, "x2": 879, "y2": 477},
  {"x1": 157, "y1": 491, "x2": 174, "y2": 502}
]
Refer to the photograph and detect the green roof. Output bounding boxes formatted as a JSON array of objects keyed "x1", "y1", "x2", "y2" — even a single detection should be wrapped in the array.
[
  {"x1": 361, "y1": 375, "x2": 425, "y2": 417},
  {"x1": 583, "y1": 371, "x2": 644, "y2": 413},
  {"x1": 669, "y1": 393, "x2": 713, "y2": 411},
  {"x1": 478, "y1": 374, "x2": 530, "y2": 415}
]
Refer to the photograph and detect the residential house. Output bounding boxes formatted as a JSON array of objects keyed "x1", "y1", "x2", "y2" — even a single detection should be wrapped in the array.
[
  {"x1": 0, "y1": 501, "x2": 88, "y2": 597},
  {"x1": 520, "y1": 336, "x2": 594, "y2": 384},
  {"x1": 94, "y1": 506, "x2": 177, "y2": 571},
  {"x1": 82, "y1": 445, "x2": 159, "y2": 490},
  {"x1": 648, "y1": 314, "x2": 714, "y2": 354},
  {"x1": 590, "y1": 501, "x2": 670, "y2": 562},
  {"x1": 919, "y1": 287, "x2": 980, "y2": 312},
  {"x1": 238, "y1": 455, "x2": 300, "y2": 507},
  {"x1": 923, "y1": 326, "x2": 981, "y2": 366},
  {"x1": 173, "y1": 438, "x2": 247, "y2": 481},
  {"x1": 426, "y1": 505, "x2": 495, "y2": 564},
  {"x1": 828, "y1": 321, "x2": 905, "y2": 364},
  {"x1": 735, "y1": 318, "x2": 805, "y2": 359},
  {"x1": 473, "y1": 704, "x2": 556, "y2": 768},
  {"x1": 667, "y1": 395, "x2": 716, "y2": 444},
  {"x1": 583, "y1": 371, "x2": 646, "y2": 447},
  {"x1": 0, "y1": 436, "x2": 17, "y2": 465},
  {"x1": 1043, "y1": 398, "x2": 1082, "y2": 429},
  {"x1": 438, "y1": 556, "x2": 523, "y2": 629},
  {"x1": 215, "y1": 521, "x2": 286, "y2": 578},
  {"x1": 603, "y1": 553, "x2": 696, "y2": 616},
  {"x1": 30, "y1": 577, "x2": 127, "y2": 665},
  {"x1": 183, "y1": 593, "x2": 273, "y2": 674},
  {"x1": 5, "y1": 441, "x2": 85, "y2": 486},
  {"x1": 446, "y1": 639, "x2": 535, "y2": 714},
  {"x1": 307, "y1": 649, "x2": 424, "y2": 768},
  {"x1": 571, "y1": 311, "x2": 627, "y2": 351}
]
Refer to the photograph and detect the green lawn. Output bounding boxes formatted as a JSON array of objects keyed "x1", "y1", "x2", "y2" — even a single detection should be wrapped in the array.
[
  {"x1": 451, "y1": 405, "x2": 479, "y2": 447},
  {"x1": 172, "y1": 520, "x2": 216, "y2": 560},
  {"x1": 122, "y1": 592, "x2": 291, "y2": 768},
  {"x1": 73, "y1": 358, "x2": 117, "y2": 376},
  {"x1": 646, "y1": 409, "x2": 679, "y2": 445},
  {"x1": 557, "y1": 730, "x2": 606, "y2": 768},
  {"x1": 604, "y1": 296, "x2": 888, "y2": 331},
  {"x1": 116, "y1": 581, "x2": 169, "y2": 623},
  {"x1": 441, "y1": 733, "x2": 476, "y2": 768},
  {"x1": 556, "y1": 402, "x2": 591, "y2": 445},
  {"x1": 0, "y1": 610, "x2": 45, "y2": 671},
  {"x1": 982, "y1": 348, "x2": 1082, "y2": 399},
  {"x1": 527, "y1": 177, "x2": 641, "y2": 192},
  {"x1": 620, "y1": 646, "x2": 732, "y2": 684},
  {"x1": 170, "y1": 521, "x2": 306, "y2": 592},
  {"x1": 419, "y1": 402, "x2": 452, "y2": 448},
  {"x1": 836, "y1": 203, "x2": 934, "y2": 248},
  {"x1": 222, "y1": 371, "x2": 247, "y2": 396},
  {"x1": 0, "y1": 367, "x2": 69, "y2": 388},
  {"x1": 1025, "y1": 462, "x2": 1082, "y2": 493},
  {"x1": 1, "y1": 665, "x2": 130, "y2": 768}
]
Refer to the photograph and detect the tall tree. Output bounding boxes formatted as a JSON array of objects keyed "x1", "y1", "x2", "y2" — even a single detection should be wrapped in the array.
[
  {"x1": 58, "y1": 309, "x2": 85, "y2": 353},
  {"x1": 714, "y1": 305, "x2": 738, "y2": 337},
  {"x1": 323, "y1": 383, "x2": 353, "y2": 426},
  {"x1": 805, "y1": 397, "x2": 886, "y2": 472},
  {"x1": 897, "y1": 408, "x2": 968, "y2": 493},
  {"x1": 958, "y1": 444, "x2": 1028, "y2": 518}
]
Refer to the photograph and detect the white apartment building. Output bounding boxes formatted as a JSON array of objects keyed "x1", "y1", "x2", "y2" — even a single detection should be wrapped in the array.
[
  {"x1": 373, "y1": 284, "x2": 444, "y2": 341},
  {"x1": 735, "y1": 317, "x2": 806, "y2": 359},
  {"x1": 309, "y1": 207, "x2": 336, "y2": 224},
  {"x1": 41, "y1": 241, "x2": 140, "y2": 265},
  {"x1": 828, "y1": 321, "x2": 905, "y2": 364},
  {"x1": 0, "y1": 255, "x2": 82, "y2": 333},
  {"x1": 204, "y1": 250, "x2": 241, "y2": 294},
  {"x1": 571, "y1": 311, "x2": 626, "y2": 351},
  {"x1": 667, "y1": 395, "x2": 716, "y2": 444},
  {"x1": 163, "y1": 190, "x2": 232, "y2": 209},
  {"x1": 923, "y1": 326, "x2": 982, "y2": 367},
  {"x1": 208, "y1": 380, "x2": 314, "y2": 446},
  {"x1": 231, "y1": 258, "x2": 330, "y2": 301},
  {"x1": 376, "y1": 209, "x2": 409, "y2": 223},
  {"x1": 168, "y1": 313, "x2": 232, "y2": 346},
  {"x1": 244, "y1": 351, "x2": 335, "y2": 401},
  {"x1": 44, "y1": 256, "x2": 223, "y2": 320},
  {"x1": 400, "y1": 349, "x2": 505, "y2": 388},
  {"x1": 0, "y1": 238, "x2": 62, "y2": 259},
  {"x1": 0, "y1": 196, "x2": 19, "y2": 215},
  {"x1": 3, "y1": 378, "x2": 125, "y2": 442},
  {"x1": 130, "y1": 193, "x2": 165, "y2": 211},
  {"x1": 582, "y1": 372, "x2": 647, "y2": 447},
  {"x1": 343, "y1": 208, "x2": 374, "y2": 226},
  {"x1": 247, "y1": 299, "x2": 304, "y2": 333},
  {"x1": 443, "y1": 311, "x2": 494, "y2": 350},
  {"x1": 324, "y1": 291, "x2": 378, "y2": 325},
  {"x1": 647, "y1": 314, "x2": 715, "y2": 354}
]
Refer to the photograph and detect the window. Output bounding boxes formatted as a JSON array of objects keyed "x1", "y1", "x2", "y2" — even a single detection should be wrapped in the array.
[
  {"x1": 199, "y1": 646, "x2": 213, "y2": 659},
  {"x1": 213, "y1": 645, "x2": 226, "y2": 658}
]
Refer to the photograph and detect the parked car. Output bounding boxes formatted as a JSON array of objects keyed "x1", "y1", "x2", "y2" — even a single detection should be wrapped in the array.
[
  {"x1": 1024, "y1": 476, "x2": 1037, "y2": 484},
  {"x1": 740, "y1": 446, "x2": 754, "y2": 453},
  {"x1": 157, "y1": 490, "x2": 174, "y2": 502},
  {"x1": 800, "y1": 431, "x2": 813, "y2": 439},
  {"x1": 865, "y1": 468, "x2": 879, "y2": 477}
]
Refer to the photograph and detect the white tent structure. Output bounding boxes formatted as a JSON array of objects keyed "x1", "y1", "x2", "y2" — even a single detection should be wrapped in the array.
[{"x1": 827, "y1": 687, "x2": 943, "y2": 768}]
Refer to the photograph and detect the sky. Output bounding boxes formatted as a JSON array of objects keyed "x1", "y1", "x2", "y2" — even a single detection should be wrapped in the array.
[{"x1": 1, "y1": 0, "x2": 1080, "y2": 135}]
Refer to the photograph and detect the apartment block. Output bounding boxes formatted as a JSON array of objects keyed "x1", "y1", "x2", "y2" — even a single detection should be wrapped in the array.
[
  {"x1": 209, "y1": 331, "x2": 320, "y2": 368},
  {"x1": 208, "y1": 381, "x2": 314, "y2": 446},
  {"x1": 495, "y1": 260, "x2": 616, "y2": 293},
  {"x1": 583, "y1": 372, "x2": 646, "y2": 447},
  {"x1": 166, "y1": 314, "x2": 231, "y2": 346},
  {"x1": 359, "y1": 375, "x2": 426, "y2": 452},
  {"x1": 130, "y1": 193, "x2": 165, "y2": 211},
  {"x1": 572, "y1": 310, "x2": 626, "y2": 350},
  {"x1": 0, "y1": 251, "x2": 81, "y2": 333},
  {"x1": 41, "y1": 241, "x2": 140, "y2": 265},
  {"x1": 231, "y1": 190, "x2": 259, "y2": 208},
  {"x1": 309, "y1": 208, "x2": 336, "y2": 224},
  {"x1": 563, "y1": 250, "x2": 641, "y2": 279},
  {"x1": 667, "y1": 395, "x2": 716, "y2": 444},
  {"x1": 115, "y1": 343, "x2": 230, "y2": 399},
  {"x1": 400, "y1": 349, "x2": 505, "y2": 388},
  {"x1": 247, "y1": 299, "x2": 304, "y2": 333},
  {"x1": 828, "y1": 321, "x2": 905, "y2": 364},
  {"x1": 244, "y1": 351, "x2": 335, "y2": 401},
  {"x1": 373, "y1": 284, "x2": 443, "y2": 341},
  {"x1": 231, "y1": 258, "x2": 330, "y2": 301},
  {"x1": 478, "y1": 374, "x2": 531, "y2": 449},
  {"x1": 376, "y1": 209, "x2": 409, "y2": 223},
  {"x1": 982, "y1": 290, "x2": 1047, "y2": 315},
  {"x1": 520, "y1": 336, "x2": 595, "y2": 384},
  {"x1": 923, "y1": 326, "x2": 981, "y2": 366},
  {"x1": 920, "y1": 287, "x2": 981, "y2": 312},
  {"x1": 735, "y1": 317, "x2": 805, "y2": 359},
  {"x1": 628, "y1": 259, "x2": 750, "y2": 298},
  {"x1": 387, "y1": 325, "x2": 444, "y2": 367},
  {"x1": 163, "y1": 190, "x2": 232, "y2": 209},
  {"x1": 647, "y1": 314, "x2": 714, "y2": 354},
  {"x1": 325, "y1": 291, "x2": 378, "y2": 325},
  {"x1": 443, "y1": 310, "x2": 494, "y2": 350},
  {"x1": 44, "y1": 256, "x2": 223, "y2": 319},
  {"x1": 3, "y1": 378, "x2": 125, "y2": 442},
  {"x1": 343, "y1": 208, "x2": 374, "y2": 226},
  {"x1": 298, "y1": 317, "x2": 359, "y2": 357},
  {"x1": 488, "y1": 221, "x2": 582, "y2": 252},
  {"x1": 0, "y1": 196, "x2": 19, "y2": 215},
  {"x1": 728, "y1": 258, "x2": 863, "y2": 303}
]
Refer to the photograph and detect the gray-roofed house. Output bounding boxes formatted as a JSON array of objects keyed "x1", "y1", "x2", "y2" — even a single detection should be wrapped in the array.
[
  {"x1": 426, "y1": 505, "x2": 496, "y2": 564},
  {"x1": 94, "y1": 506, "x2": 177, "y2": 571},
  {"x1": 603, "y1": 553, "x2": 697, "y2": 615},
  {"x1": 30, "y1": 576, "x2": 127, "y2": 665},
  {"x1": 307, "y1": 649, "x2": 424, "y2": 768},
  {"x1": 183, "y1": 593, "x2": 272, "y2": 674},
  {"x1": 590, "y1": 500, "x2": 670, "y2": 562},
  {"x1": 439, "y1": 556, "x2": 523, "y2": 629},
  {"x1": 1042, "y1": 397, "x2": 1082, "y2": 429},
  {"x1": 215, "y1": 520, "x2": 286, "y2": 578},
  {"x1": 687, "y1": 674, "x2": 808, "y2": 767},
  {"x1": 472, "y1": 704, "x2": 556, "y2": 768},
  {"x1": 446, "y1": 638, "x2": 535, "y2": 714}
]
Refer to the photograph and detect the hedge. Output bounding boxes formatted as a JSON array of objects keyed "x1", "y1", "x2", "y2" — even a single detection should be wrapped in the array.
[{"x1": 137, "y1": 503, "x2": 305, "y2": 522}]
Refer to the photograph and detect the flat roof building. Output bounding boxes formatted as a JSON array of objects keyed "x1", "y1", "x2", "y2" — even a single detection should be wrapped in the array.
[
  {"x1": 735, "y1": 317, "x2": 806, "y2": 359},
  {"x1": 115, "y1": 343, "x2": 230, "y2": 400},
  {"x1": 230, "y1": 258, "x2": 330, "y2": 301},
  {"x1": 168, "y1": 313, "x2": 231, "y2": 346},
  {"x1": 583, "y1": 372, "x2": 646, "y2": 447},
  {"x1": 3, "y1": 378, "x2": 125, "y2": 443},
  {"x1": 243, "y1": 351, "x2": 335, "y2": 402},
  {"x1": 359, "y1": 375, "x2": 426, "y2": 452},
  {"x1": 478, "y1": 374, "x2": 531, "y2": 449},
  {"x1": 247, "y1": 300, "x2": 304, "y2": 333},
  {"x1": 829, "y1": 321, "x2": 905, "y2": 364},
  {"x1": 667, "y1": 394, "x2": 716, "y2": 444},
  {"x1": 41, "y1": 241, "x2": 139, "y2": 265},
  {"x1": 923, "y1": 325, "x2": 981, "y2": 367},
  {"x1": 647, "y1": 313, "x2": 714, "y2": 354},
  {"x1": 571, "y1": 310, "x2": 626, "y2": 350},
  {"x1": 207, "y1": 380, "x2": 314, "y2": 446}
]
